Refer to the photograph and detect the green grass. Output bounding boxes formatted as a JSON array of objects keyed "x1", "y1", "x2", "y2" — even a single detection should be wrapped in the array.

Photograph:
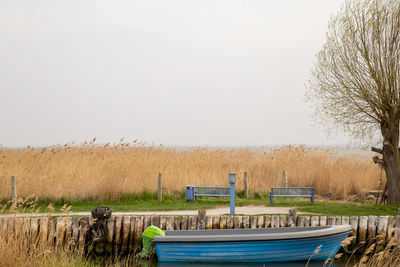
[{"x1": 1, "y1": 192, "x2": 398, "y2": 216}]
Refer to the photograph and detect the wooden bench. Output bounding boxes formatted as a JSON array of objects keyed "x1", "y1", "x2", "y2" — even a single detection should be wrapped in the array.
[{"x1": 270, "y1": 187, "x2": 314, "y2": 204}]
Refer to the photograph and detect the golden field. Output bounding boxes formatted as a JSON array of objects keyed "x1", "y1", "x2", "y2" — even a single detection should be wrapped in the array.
[{"x1": 0, "y1": 141, "x2": 381, "y2": 201}]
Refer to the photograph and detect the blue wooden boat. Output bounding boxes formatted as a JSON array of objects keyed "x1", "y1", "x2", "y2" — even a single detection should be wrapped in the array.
[{"x1": 154, "y1": 225, "x2": 352, "y2": 263}]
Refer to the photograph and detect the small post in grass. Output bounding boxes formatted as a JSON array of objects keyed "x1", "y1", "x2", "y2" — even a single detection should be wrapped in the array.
[
  {"x1": 11, "y1": 175, "x2": 17, "y2": 204},
  {"x1": 283, "y1": 170, "x2": 287, "y2": 187},
  {"x1": 158, "y1": 172, "x2": 162, "y2": 202},
  {"x1": 244, "y1": 171, "x2": 248, "y2": 198}
]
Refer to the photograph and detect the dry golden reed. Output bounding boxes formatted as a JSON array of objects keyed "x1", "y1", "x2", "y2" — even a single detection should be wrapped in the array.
[{"x1": 0, "y1": 142, "x2": 380, "y2": 201}]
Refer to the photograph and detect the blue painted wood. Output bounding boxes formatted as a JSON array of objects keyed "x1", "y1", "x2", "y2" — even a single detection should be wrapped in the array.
[
  {"x1": 270, "y1": 187, "x2": 315, "y2": 204},
  {"x1": 185, "y1": 174, "x2": 236, "y2": 215},
  {"x1": 156, "y1": 231, "x2": 350, "y2": 263},
  {"x1": 229, "y1": 174, "x2": 236, "y2": 215}
]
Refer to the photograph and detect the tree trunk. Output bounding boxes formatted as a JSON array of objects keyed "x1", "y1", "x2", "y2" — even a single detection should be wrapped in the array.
[{"x1": 382, "y1": 106, "x2": 400, "y2": 205}]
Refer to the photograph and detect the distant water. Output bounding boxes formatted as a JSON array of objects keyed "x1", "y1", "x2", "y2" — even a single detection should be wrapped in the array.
[
  {"x1": 168, "y1": 145, "x2": 375, "y2": 156},
  {"x1": 2, "y1": 144, "x2": 375, "y2": 157}
]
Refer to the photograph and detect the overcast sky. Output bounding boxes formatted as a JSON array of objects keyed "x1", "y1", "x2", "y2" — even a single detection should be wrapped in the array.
[{"x1": 0, "y1": 0, "x2": 353, "y2": 147}]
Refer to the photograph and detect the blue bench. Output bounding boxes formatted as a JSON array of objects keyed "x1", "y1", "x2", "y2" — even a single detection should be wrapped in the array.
[
  {"x1": 186, "y1": 186, "x2": 231, "y2": 201},
  {"x1": 185, "y1": 174, "x2": 237, "y2": 215},
  {"x1": 270, "y1": 187, "x2": 314, "y2": 204}
]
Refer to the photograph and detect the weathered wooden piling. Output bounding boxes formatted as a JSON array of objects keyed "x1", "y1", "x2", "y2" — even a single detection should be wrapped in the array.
[
  {"x1": 257, "y1": 215, "x2": 264, "y2": 228},
  {"x1": 296, "y1": 216, "x2": 305, "y2": 227},
  {"x1": 65, "y1": 217, "x2": 73, "y2": 250},
  {"x1": 134, "y1": 216, "x2": 143, "y2": 251},
  {"x1": 288, "y1": 209, "x2": 296, "y2": 227},
  {"x1": 212, "y1": 216, "x2": 220, "y2": 229},
  {"x1": 377, "y1": 216, "x2": 388, "y2": 243},
  {"x1": 327, "y1": 216, "x2": 335, "y2": 226},
  {"x1": 143, "y1": 216, "x2": 151, "y2": 229},
  {"x1": 264, "y1": 215, "x2": 271, "y2": 228},
  {"x1": 56, "y1": 217, "x2": 66, "y2": 248},
  {"x1": 220, "y1": 215, "x2": 227, "y2": 229},
  {"x1": 311, "y1": 216, "x2": 319, "y2": 227},
  {"x1": 350, "y1": 216, "x2": 358, "y2": 247},
  {"x1": 78, "y1": 217, "x2": 88, "y2": 251},
  {"x1": 160, "y1": 216, "x2": 166, "y2": 230},
  {"x1": 189, "y1": 216, "x2": 197, "y2": 230},
  {"x1": 121, "y1": 216, "x2": 130, "y2": 253},
  {"x1": 359, "y1": 216, "x2": 368, "y2": 245},
  {"x1": 250, "y1": 216, "x2": 257, "y2": 229},
  {"x1": 367, "y1": 216, "x2": 377, "y2": 245},
  {"x1": 226, "y1": 215, "x2": 233, "y2": 229},
  {"x1": 106, "y1": 217, "x2": 115, "y2": 253},
  {"x1": 387, "y1": 216, "x2": 395, "y2": 241},
  {"x1": 198, "y1": 210, "x2": 206, "y2": 230},
  {"x1": 320, "y1": 216, "x2": 327, "y2": 226},
  {"x1": 151, "y1": 215, "x2": 160, "y2": 228},
  {"x1": 181, "y1": 216, "x2": 188, "y2": 230},
  {"x1": 234, "y1": 216, "x2": 242, "y2": 229},
  {"x1": 166, "y1": 216, "x2": 174, "y2": 231},
  {"x1": 280, "y1": 215, "x2": 287, "y2": 227},
  {"x1": 243, "y1": 216, "x2": 250, "y2": 229},
  {"x1": 336, "y1": 216, "x2": 342, "y2": 225},
  {"x1": 114, "y1": 216, "x2": 122, "y2": 253},
  {"x1": 30, "y1": 217, "x2": 39, "y2": 245},
  {"x1": 174, "y1": 216, "x2": 181, "y2": 230},
  {"x1": 304, "y1": 216, "x2": 310, "y2": 227},
  {"x1": 71, "y1": 217, "x2": 79, "y2": 251}
]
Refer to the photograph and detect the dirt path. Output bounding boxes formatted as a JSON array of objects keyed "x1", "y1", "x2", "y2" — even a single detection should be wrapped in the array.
[{"x1": 0, "y1": 206, "x2": 308, "y2": 217}]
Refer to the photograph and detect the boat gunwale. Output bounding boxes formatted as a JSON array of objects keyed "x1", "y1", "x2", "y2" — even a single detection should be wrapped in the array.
[{"x1": 153, "y1": 225, "x2": 352, "y2": 243}]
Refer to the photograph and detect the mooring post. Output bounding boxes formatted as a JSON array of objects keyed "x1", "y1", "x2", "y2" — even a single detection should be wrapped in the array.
[
  {"x1": 229, "y1": 173, "x2": 236, "y2": 215},
  {"x1": 158, "y1": 172, "x2": 162, "y2": 202},
  {"x1": 198, "y1": 210, "x2": 206, "y2": 230},
  {"x1": 288, "y1": 209, "x2": 296, "y2": 227},
  {"x1": 11, "y1": 176, "x2": 17, "y2": 204},
  {"x1": 244, "y1": 171, "x2": 248, "y2": 198}
]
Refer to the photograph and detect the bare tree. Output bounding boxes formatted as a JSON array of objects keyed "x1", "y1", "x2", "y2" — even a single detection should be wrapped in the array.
[{"x1": 307, "y1": 0, "x2": 400, "y2": 204}]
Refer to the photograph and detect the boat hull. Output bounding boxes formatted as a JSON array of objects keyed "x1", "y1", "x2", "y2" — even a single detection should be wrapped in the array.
[{"x1": 155, "y1": 228, "x2": 350, "y2": 263}]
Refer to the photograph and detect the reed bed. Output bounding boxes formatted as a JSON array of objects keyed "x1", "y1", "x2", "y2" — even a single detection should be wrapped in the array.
[{"x1": 0, "y1": 141, "x2": 380, "y2": 201}]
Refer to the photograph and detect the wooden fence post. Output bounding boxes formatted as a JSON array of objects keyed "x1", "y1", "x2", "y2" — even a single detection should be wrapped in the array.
[
  {"x1": 244, "y1": 171, "x2": 248, "y2": 198},
  {"x1": 283, "y1": 170, "x2": 287, "y2": 187},
  {"x1": 158, "y1": 172, "x2": 162, "y2": 202},
  {"x1": 11, "y1": 176, "x2": 17, "y2": 204}
]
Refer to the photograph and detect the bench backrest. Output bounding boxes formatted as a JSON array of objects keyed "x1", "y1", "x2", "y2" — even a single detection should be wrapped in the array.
[
  {"x1": 193, "y1": 186, "x2": 230, "y2": 197},
  {"x1": 271, "y1": 187, "x2": 314, "y2": 196}
]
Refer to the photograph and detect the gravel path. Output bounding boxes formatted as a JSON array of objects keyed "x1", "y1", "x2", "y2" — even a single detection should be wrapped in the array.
[{"x1": 0, "y1": 206, "x2": 307, "y2": 217}]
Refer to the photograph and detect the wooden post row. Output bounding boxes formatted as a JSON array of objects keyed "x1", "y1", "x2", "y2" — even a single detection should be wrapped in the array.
[{"x1": 0, "y1": 214, "x2": 398, "y2": 255}]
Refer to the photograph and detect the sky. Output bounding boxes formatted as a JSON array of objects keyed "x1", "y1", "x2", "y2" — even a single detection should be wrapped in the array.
[{"x1": 0, "y1": 0, "x2": 352, "y2": 148}]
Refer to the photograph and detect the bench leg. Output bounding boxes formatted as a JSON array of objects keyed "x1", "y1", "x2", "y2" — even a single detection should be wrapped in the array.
[
  {"x1": 270, "y1": 194, "x2": 273, "y2": 204},
  {"x1": 311, "y1": 188, "x2": 315, "y2": 203}
]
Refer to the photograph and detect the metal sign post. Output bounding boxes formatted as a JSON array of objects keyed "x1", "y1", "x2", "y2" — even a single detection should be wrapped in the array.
[{"x1": 229, "y1": 173, "x2": 236, "y2": 215}]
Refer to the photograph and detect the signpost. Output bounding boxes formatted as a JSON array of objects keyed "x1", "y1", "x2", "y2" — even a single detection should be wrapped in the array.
[{"x1": 229, "y1": 173, "x2": 236, "y2": 215}]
